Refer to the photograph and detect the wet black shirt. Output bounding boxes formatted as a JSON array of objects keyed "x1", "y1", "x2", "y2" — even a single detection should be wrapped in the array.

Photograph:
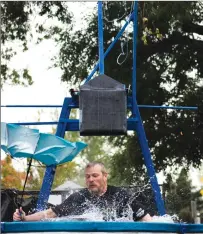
[{"x1": 52, "y1": 185, "x2": 148, "y2": 221}]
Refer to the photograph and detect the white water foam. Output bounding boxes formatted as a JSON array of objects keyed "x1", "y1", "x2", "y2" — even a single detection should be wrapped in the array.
[{"x1": 150, "y1": 214, "x2": 176, "y2": 223}]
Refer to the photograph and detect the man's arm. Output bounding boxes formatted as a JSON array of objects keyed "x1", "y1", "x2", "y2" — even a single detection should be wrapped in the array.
[
  {"x1": 13, "y1": 208, "x2": 57, "y2": 221},
  {"x1": 24, "y1": 208, "x2": 57, "y2": 221},
  {"x1": 140, "y1": 213, "x2": 153, "y2": 221},
  {"x1": 129, "y1": 198, "x2": 153, "y2": 222}
]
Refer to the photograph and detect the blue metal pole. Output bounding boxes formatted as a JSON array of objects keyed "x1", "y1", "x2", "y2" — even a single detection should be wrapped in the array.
[
  {"x1": 134, "y1": 100, "x2": 166, "y2": 215},
  {"x1": 36, "y1": 98, "x2": 73, "y2": 210},
  {"x1": 131, "y1": 1, "x2": 165, "y2": 215},
  {"x1": 85, "y1": 13, "x2": 133, "y2": 83},
  {"x1": 98, "y1": 1, "x2": 104, "y2": 74},
  {"x1": 0, "y1": 105, "x2": 62, "y2": 108},
  {"x1": 36, "y1": 166, "x2": 56, "y2": 211},
  {"x1": 10, "y1": 121, "x2": 59, "y2": 125},
  {"x1": 3, "y1": 104, "x2": 198, "y2": 110},
  {"x1": 132, "y1": 1, "x2": 138, "y2": 117},
  {"x1": 138, "y1": 105, "x2": 198, "y2": 110}
]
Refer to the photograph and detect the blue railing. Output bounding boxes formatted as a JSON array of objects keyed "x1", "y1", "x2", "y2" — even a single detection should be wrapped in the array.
[{"x1": 1, "y1": 221, "x2": 203, "y2": 233}]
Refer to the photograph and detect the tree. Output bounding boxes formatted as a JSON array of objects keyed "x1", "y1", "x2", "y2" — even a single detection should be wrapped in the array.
[
  {"x1": 52, "y1": 162, "x2": 78, "y2": 189},
  {"x1": 163, "y1": 168, "x2": 199, "y2": 223},
  {"x1": 51, "y1": 2, "x2": 203, "y2": 183},
  {"x1": 1, "y1": 155, "x2": 26, "y2": 189},
  {"x1": 0, "y1": 1, "x2": 72, "y2": 88}
]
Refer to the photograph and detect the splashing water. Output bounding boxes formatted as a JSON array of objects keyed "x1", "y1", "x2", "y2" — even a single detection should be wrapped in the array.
[
  {"x1": 42, "y1": 183, "x2": 181, "y2": 234},
  {"x1": 44, "y1": 210, "x2": 177, "y2": 223},
  {"x1": 46, "y1": 210, "x2": 104, "y2": 222},
  {"x1": 150, "y1": 214, "x2": 178, "y2": 223}
]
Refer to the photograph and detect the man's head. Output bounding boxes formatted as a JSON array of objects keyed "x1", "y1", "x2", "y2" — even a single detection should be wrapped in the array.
[{"x1": 84, "y1": 162, "x2": 108, "y2": 196}]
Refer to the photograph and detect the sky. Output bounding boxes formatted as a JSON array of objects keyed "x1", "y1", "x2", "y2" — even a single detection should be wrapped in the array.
[{"x1": 1, "y1": 2, "x2": 202, "y2": 190}]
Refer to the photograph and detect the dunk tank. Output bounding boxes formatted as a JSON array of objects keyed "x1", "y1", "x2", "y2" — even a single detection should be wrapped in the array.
[{"x1": 1, "y1": 1, "x2": 203, "y2": 233}]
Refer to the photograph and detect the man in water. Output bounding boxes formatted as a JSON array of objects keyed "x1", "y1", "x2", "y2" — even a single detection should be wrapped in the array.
[{"x1": 13, "y1": 162, "x2": 152, "y2": 221}]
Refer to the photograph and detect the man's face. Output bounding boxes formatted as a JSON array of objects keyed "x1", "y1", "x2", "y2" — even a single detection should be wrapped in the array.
[{"x1": 85, "y1": 165, "x2": 108, "y2": 195}]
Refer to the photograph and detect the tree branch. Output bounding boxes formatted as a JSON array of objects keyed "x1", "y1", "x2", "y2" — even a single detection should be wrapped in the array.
[
  {"x1": 182, "y1": 22, "x2": 203, "y2": 36},
  {"x1": 137, "y1": 32, "x2": 203, "y2": 59}
]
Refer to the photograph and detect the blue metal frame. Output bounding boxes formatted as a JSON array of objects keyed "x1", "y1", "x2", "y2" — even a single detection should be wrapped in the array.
[
  {"x1": 131, "y1": 1, "x2": 166, "y2": 215},
  {"x1": 85, "y1": 13, "x2": 133, "y2": 83},
  {"x1": 87, "y1": 0, "x2": 165, "y2": 215},
  {"x1": 0, "y1": 0, "x2": 199, "y2": 218},
  {"x1": 2, "y1": 221, "x2": 203, "y2": 233},
  {"x1": 36, "y1": 98, "x2": 74, "y2": 210},
  {"x1": 134, "y1": 100, "x2": 166, "y2": 215},
  {"x1": 98, "y1": 1, "x2": 104, "y2": 74},
  {"x1": 132, "y1": 1, "x2": 138, "y2": 108},
  {"x1": 3, "y1": 104, "x2": 198, "y2": 110}
]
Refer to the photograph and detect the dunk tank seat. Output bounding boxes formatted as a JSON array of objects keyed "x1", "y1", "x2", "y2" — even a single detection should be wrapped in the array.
[{"x1": 79, "y1": 74, "x2": 127, "y2": 136}]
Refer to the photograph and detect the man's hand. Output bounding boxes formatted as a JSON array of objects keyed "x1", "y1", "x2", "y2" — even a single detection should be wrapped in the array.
[
  {"x1": 141, "y1": 213, "x2": 153, "y2": 221},
  {"x1": 13, "y1": 207, "x2": 26, "y2": 221},
  {"x1": 13, "y1": 208, "x2": 57, "y2": 222}
]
